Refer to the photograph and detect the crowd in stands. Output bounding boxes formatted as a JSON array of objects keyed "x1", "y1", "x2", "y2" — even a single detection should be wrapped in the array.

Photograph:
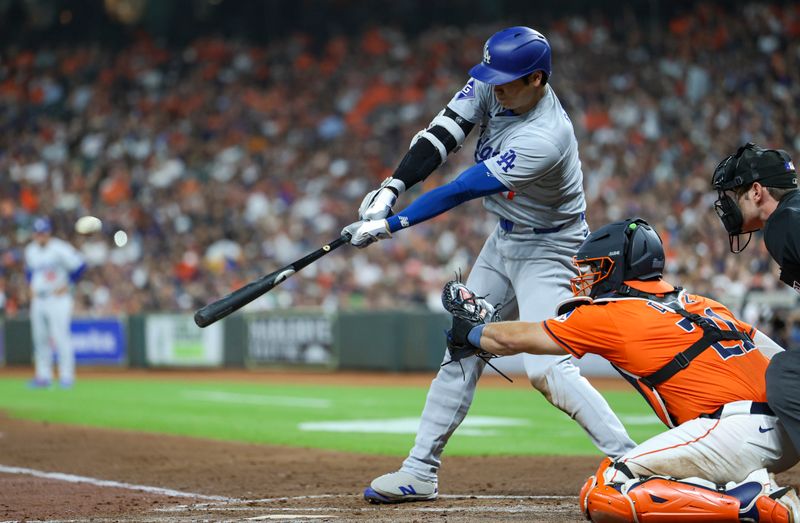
[{"x1": 1, "y1": 1, "x2": 799, "y2": 347}]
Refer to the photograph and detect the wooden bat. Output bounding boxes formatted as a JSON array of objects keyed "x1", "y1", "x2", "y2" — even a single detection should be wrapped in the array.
[{"x1": 194, "y1": 235, "x2": 350, "y2": 327}]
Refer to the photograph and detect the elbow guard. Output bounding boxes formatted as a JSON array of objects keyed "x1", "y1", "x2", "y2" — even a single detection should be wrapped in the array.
[
  {"x1": 394, "y1": 107, "x2": 475, "y2": 189},
  {"x1": 410, "y1": 107, "x2": 474, "y2": 163}
]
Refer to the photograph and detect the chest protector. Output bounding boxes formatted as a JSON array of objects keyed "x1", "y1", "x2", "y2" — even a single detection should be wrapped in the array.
[{"x1": 557, "y1": 286, "x2": 754, "y2": 427}]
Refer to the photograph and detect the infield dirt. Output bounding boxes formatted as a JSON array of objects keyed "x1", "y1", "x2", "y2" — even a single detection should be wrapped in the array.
[{"x1": 2, "y1": 370, "x2": 799, "y2": 522}]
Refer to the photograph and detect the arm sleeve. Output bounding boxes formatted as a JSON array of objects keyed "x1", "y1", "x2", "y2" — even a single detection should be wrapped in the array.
[
  {"x1": 542, "y1": 306, "x2": 623, "y2": 359},
  {"x1": 69, "y1": 263, "x2": 87, "y2": 283},
  {"x1": 386, "y1": 163, "x2": 506, "y2": 233}
]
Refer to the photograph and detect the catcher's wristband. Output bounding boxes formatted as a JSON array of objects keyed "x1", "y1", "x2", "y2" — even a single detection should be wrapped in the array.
[{"x1": 468, "y1": 324, "x2": 485, "y2": 348}]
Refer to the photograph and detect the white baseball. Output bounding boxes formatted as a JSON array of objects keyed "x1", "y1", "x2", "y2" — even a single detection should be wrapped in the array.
[
  {"x1": 75, "y1": 215, "x2": 102, "y2": 234},
  {"x1": 113, "y1": 230, "x2": 128, "y2": 247}
]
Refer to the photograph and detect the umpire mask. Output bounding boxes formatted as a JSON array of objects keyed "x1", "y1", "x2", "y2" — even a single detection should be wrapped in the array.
[{"x1": 711, "y1": 143, "x2": 797, "y2": 253}]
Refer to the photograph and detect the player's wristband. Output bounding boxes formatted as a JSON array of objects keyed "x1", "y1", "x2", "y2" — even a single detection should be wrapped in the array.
[{"x1": 467, "y1": 324, "x2": 486, "y2": 348}]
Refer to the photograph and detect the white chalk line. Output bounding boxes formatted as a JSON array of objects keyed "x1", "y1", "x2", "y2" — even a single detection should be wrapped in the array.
[
  {"x1": 1, "y1": 464, "x2": 575, "y2": 519},
  {"x1": 0, "y1": 464, "x2": 237, "y2": 502},
  {"x1": 156, "y1": 493, "x2": 573, "y2": 511}
]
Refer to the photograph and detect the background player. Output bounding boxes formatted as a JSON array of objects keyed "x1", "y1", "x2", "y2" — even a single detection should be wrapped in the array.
[
  {"x1": 24, "y1": 217, "x2": 87, "y2": 388},
  {"x1": 343, "y1": 26, "x2": 636, "y2": 503},
  {"x1": 448, "y1": 218, "x2": 798, "y2": 522}
]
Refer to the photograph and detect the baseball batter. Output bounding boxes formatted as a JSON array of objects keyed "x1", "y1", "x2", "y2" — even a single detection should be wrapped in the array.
[
  {"x1": 343, "y1": 27, "x2": 636, "y2": 503},
  {"x1": 25, "y1": 218, "x2": 86, "y2": 388},
  {"x1": 451, "y1": 218, "x2": 799, "y2": 522}
]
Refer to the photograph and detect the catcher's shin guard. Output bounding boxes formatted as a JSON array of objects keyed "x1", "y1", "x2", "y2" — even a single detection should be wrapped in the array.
[
  {"x1": 583, "y1": 476, "x2": 741, "y2": 522},
  {"x1": 582, "y1": 473, "x2": 796, "y2": 523},
  {"x1": 580, "y1": 458, "x2": 612, "y2": 519}
]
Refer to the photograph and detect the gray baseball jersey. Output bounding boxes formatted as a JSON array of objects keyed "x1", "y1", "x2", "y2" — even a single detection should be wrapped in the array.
[
  {"x1": 446, "y1": 79, "x2": 585, "y2": 229},
  {"x1": 25, "y1": 238, "x2": 84, "y2": 297}
]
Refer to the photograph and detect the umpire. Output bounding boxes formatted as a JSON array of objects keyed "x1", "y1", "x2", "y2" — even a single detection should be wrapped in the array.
[{"x1": 712, "y1": 142, "x2": 800, "y2": 451}]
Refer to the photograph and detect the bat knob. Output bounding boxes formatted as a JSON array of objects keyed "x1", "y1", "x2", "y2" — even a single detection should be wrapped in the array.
[{"x1": 194, "y1": 309, "x2": 212, "y2": 328}]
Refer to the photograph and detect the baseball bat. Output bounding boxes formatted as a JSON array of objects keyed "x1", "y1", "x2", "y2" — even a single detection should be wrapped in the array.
[{"x1": 194, "y1": 234, "x2": 350, "y2": 328}]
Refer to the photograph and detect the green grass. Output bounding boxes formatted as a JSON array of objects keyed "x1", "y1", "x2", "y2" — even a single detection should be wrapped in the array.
[{"x1": 0, "y1": 377, "x2": 662, "y2": 456}]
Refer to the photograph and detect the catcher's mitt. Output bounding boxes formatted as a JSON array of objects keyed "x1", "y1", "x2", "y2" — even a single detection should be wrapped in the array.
[{"x1": 441, "y1": 279, "x2": 510, "y2": 381}]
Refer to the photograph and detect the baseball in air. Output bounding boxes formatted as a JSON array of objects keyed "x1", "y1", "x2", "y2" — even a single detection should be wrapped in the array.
[
  {"x1": 113, "y1": 230, "x2": 128, "y2": 247},
  {"x1": 75, "y1": 215, "x2": 103, "y2": 234}
]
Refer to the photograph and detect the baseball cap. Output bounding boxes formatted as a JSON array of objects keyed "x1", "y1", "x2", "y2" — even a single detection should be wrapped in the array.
[
  {"x1": 32, "y1": 217, "x2": 52, "y2": 233},
  {"x1": 712, "y1": 143, "x2": 798, "y2": 192}
]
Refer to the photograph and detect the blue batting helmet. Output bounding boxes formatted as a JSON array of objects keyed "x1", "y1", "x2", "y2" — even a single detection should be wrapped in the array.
[
  {"x1": 469, "y1": 26, "x2": 552, "y2": 85},
  {"x1": 32, "y1": 217, "x2": 52, "y2": 233}
]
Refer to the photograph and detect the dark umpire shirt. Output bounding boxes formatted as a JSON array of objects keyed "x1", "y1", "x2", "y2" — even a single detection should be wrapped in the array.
[
  {"x1": 763, "y1": 190, "x2": 800, "y2": 293},
  {"x1": 763, "y1": 190, "x2": 800, "y2": 454}
]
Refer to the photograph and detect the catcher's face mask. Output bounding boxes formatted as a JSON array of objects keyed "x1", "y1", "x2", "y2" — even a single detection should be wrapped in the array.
[{"x1": 570, "y1": 256, "x2": 614, "y2": 297}]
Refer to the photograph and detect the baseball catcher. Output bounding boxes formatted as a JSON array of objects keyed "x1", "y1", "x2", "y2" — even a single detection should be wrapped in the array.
[{"x1": 444, "y1": 218, "x2": 799, "y2": 522}]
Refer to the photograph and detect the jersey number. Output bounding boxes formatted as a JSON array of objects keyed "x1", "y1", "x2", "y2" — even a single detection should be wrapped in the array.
[{"x1": 675, "y1": 307, "x2": 756, "y2": 360}]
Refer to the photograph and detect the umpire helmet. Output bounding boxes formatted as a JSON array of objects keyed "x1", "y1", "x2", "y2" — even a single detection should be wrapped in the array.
[
  {"x1": 571, "y1": 218, "x2": 666, "y2": 299},
  {"x1": 711, "y1": 142, "x2": 797, "y2": 252},
  {"x1": 469, "y1": 26, "x2": 552, "y2": 85}
]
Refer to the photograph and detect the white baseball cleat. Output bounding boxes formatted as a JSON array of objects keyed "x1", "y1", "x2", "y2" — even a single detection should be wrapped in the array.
[{"x1": 363, "y1": 470, "x2": 438, "y2": 504}]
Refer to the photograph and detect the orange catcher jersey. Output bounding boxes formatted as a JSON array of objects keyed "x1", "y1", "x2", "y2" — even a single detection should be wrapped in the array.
[{"x1": 543, "y1": 286, "x2": 766, "y2": 425}]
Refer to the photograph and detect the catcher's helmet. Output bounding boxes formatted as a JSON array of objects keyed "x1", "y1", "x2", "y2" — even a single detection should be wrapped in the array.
[
  {"x1": 469, "y1": 26, "x2": 551, "y2": 85},
  {"x1": 571, "y1": 218, "x2": 666, "y2": 298}
]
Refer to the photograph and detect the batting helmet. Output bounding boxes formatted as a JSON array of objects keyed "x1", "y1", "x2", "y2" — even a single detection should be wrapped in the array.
[
  {"x1": 32, "y1": 217, "x2": 52, "y2": 233},
  {"x1": 469, "y1": 26, "x2": 552, "y2": 85},
  {"x1": 571, "y1": 218, "x2": 666, "y2": 299}
]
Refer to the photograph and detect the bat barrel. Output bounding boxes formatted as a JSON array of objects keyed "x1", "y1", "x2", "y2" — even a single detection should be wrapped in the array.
[{"x1": 193, "y1": 235, "x2": 349, "y2": 328}]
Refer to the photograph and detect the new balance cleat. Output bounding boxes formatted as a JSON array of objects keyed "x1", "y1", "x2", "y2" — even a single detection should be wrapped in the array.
[{"x1": 364, "y1": 471, "x2": 438, "y2": 504}]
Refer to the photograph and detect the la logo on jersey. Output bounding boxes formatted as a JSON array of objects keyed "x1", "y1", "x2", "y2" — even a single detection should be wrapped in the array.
[
  {"x1": 483, "y1": 43, "x2": 491, "y2": 64},
  {"x1": 496, "y1": 149, "x2": 517, "y2": 172}
]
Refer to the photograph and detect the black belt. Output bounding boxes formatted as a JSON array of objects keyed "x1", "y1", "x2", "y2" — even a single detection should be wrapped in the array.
[
  {"x1": 700, "y1": 401, "x2": 774, "y2": 419},
  {"x1": 499, "y1": 212, "x2": 585, "y2": 234}
]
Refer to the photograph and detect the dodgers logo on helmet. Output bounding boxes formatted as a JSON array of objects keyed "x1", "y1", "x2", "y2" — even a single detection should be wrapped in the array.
[{"x1": 468, "y1": 26, "x2": 552, "y2": 86}]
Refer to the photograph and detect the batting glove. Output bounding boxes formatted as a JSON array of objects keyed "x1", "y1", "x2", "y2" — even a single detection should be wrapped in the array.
[
  {"x1": 341, "y1": 220, "x2": 391, "y2": 248},
  {"x1": 358, "y1": 178, "x2": 405, "y2": 220}
]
